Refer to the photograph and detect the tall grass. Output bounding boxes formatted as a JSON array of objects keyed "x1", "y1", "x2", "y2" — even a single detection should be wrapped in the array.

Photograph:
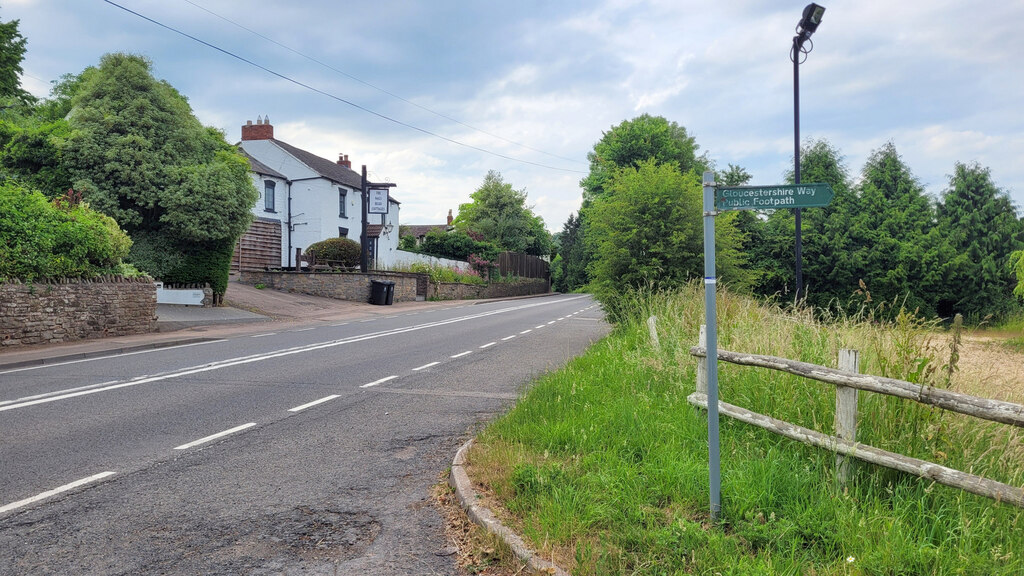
[{"x1": 469, "y1": 284, "x2": 1024, "y2": 575}]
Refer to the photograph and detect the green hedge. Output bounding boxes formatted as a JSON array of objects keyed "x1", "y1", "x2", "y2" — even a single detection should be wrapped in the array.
[
  {"x1": 306, "y1": 237, "x2": 361, "y2": 267},
  {"x1": 0, "y1": 183, "x2": 132, "y2": 281}
]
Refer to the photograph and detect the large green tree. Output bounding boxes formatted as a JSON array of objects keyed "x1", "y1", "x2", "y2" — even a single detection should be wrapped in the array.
[
  {"x1": 934, "y1": 162, "x2": 1024, "y2": 319},
  {"x1": 755, "y1": 139, "x2": 857, "y2": 307},
  {"x1": 61, "y1": 53, "x2": 257, "y2": 296},
  {"x1": 580, "y1": 114, "x2": 709, "y2": 202},
  {"x1": 0, "y1": 14, "x2": 32, "y2": 105},
  {"x1": 454, "y1": 170, "x2": 551, "y2": 256},
  {"x1": 851, "y1": 142, "x2": 946, "y2": 315},
  {"x1": 587, "y1": 160, "x2": 749, "y2": 318}
]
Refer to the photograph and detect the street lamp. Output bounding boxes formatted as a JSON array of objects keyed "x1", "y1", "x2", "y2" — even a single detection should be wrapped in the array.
[{"x1": 792, "y1": 2, "x2": 824, "y2": 301}]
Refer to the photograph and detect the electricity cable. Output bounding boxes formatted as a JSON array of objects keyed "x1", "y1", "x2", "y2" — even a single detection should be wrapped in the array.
[
  {"x1": 101, "y1": 0, "x2": 585, "y2": 174},
  {"x1": 179, "y1": 0, "x2": 584, "y2": 167}
]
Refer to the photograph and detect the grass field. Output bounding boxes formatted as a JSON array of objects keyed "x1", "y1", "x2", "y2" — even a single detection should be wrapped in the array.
[{"x1": 465, "y1": 285, "x2": 1024, "y2": 575}]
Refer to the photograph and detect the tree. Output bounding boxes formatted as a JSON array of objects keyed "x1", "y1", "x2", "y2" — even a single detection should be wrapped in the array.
[
  {"x1": 935, "y1": 162, "x2": 1024, "y2": 319},
  {"x1": 60, "y1": 53, "x2": 257, "y2": 296},
  {"x1": 0, "y1": 14, "x2": 33, "y2": 104},
  {"x1": 580, "y1": 114, "x2": 709, "y2": 202},
  {"x1": 587, "y1": 160, "x2": 749, "y2": 319},
  {"x1": 551, "y1": 212, "x2": 588, "y2": 292},
  {"x1": 1011, "y1": 250, "x2": 1024, "y2": 301},
  {"x1": 851, "y1": 142, "x2": 944, "y2": 315},
  {"x1": 453, "y1": 170, "x2": 551, "y2": 256},
  {"x1": 764, "y1": 139, "x2": 858, "y2": 308}
]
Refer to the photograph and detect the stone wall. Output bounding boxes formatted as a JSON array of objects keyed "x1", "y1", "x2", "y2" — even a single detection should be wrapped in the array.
[
  {"x1": 0, "y1": 278, "x2": 157, "y2": 348},
  {"x1": 427, "y1": 278, "x2": 550, "y2": 301},
  {"x1": 239, "y1": 270, "x2": 419, "y2": 303}
]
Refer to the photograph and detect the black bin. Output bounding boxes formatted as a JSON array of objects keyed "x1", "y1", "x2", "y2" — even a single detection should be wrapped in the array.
[
  {"x1": 384, "y1": 281, "x2": 395, "y2": 305},
  {"x1": 370, "y1": 279, "x2": 389, "y2": 305}
]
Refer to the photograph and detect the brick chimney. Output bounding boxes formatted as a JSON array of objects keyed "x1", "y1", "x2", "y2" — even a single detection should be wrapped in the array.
[
  {"x1": 241, "y1": 115, "x2": 274, "y2": 141},
  {"x1": 337, "y1": 154, "x2": 352, "y2": 168}
]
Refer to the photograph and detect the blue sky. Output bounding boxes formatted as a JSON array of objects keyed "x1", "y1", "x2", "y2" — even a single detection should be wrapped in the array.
[{"x1": 5, "y1": 0, "x2": 1023, "y2": 231}]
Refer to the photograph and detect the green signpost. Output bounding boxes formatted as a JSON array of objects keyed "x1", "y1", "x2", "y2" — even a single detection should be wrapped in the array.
[
  {"x1": 715, "y1": 183, "x2": 833, "y2": 211},
  {"x1": 702, "y1": 174, "x2": 833, "y2": 523}
]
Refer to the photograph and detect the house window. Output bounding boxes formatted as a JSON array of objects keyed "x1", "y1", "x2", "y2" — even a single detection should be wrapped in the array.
[
  {"x1": 339, "y1": 227, "x2": 349, "y2": 238},
  {"x1": 339, "y1": 188, "x2": 347, "y2": 217},
  {"x1": 264, "y1": 181, "x2": 276, "y2": 212}
]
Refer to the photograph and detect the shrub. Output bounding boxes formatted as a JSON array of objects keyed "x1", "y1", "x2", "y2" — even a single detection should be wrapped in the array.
[
  {"x1": 305, "y1": 237, "x2": 361, "y2": 267},
  {"x1": 0, "y1": 183, "x2": 133, "y2": 281},
  {"x1": 419, "y1": 229, "x2": 500, "y2": 262}
]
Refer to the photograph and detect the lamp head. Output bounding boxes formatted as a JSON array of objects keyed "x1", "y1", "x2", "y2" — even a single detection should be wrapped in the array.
[{"x1": 798, "y1": 3, "x2": 825, "y2": 36}]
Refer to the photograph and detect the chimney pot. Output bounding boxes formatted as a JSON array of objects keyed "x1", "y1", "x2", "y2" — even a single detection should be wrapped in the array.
[{"x1": 241, "y1": 117, "x2": 274, "y2": 141}]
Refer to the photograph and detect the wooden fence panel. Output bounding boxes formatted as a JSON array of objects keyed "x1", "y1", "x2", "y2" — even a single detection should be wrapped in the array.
[
  {"x1": 232, "y1": 219, "x2": 281, "y2": 272},
  {"x1": 497, "y1": 252, "x2": 549, "y2": 280}
]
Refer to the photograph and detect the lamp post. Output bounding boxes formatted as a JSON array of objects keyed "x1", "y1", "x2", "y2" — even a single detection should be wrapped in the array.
[{"x1": 791, "y1": 3, "x2": 825, "y2": 301}]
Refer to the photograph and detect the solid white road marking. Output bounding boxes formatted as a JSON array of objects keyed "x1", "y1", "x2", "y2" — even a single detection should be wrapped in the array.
[
  {"x1": 250, "y1": 333, "x2": 277, "y2": 338},
  {"x1": 412, "y1": 361, "x2": 440, "y2": 371},
  {"x1": 174, "y1": 423, "x2": 257, "y2": 450},
  {"x1": 535, "y1": 325, "x2": 545, "y2": 329},
  {"x1": 291, "y1": 327, "x2": 315, "y2": 332},
  {"x1": 1, "y1": 297, "x2": 588, "y2": 412},
  {"x1": 479, "y1": 342, "x2": 497, "y2": 349},
  {"x1": 520, "y1": 329, "x2": 532, "y2": 334},
  {"x1": 0, "y1": 340, "x2": 226, "y2": 376},
  {"x1": 0, "y1": 471, "x2": 116, "y2": 515},
  {"x1": 360, "y1": 375, "x2": 398, "y2": 389},
  {"x1": 547, "y1": 321, "x2": 556, "y2": 325},
  {"x1": 288, "y1": 395, "x2": 340, "y2": 412},
  {"x1": 450, "y1": 351, "x2": 472, "y2": 359},
  {"x1": 501, "y1": 335, "x2": 516, "y2": 341}
]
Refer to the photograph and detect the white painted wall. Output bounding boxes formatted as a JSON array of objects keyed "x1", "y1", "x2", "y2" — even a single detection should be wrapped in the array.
[{"x1": 391, "y1": 249, "x2": 471, "y2": 272}]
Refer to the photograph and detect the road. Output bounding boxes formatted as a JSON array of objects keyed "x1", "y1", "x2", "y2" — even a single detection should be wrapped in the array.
[{"x1": 0, "y1": 294, "x2": 608, "y2": 575}]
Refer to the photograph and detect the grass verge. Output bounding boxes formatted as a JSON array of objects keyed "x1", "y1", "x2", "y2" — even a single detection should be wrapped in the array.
[{"x1": 467, "y1": 284, "x2": 1024, "y2": 575}]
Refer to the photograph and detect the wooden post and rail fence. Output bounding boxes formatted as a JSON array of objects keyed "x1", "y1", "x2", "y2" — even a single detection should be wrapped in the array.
[{"x1": 688, "y1": 325, "x2": 1024, "y2": 508}]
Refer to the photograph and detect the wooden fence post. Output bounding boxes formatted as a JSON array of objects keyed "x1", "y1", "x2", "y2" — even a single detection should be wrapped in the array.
[
  {"x1": 648, "y1": 316, "x2": 660, "y2": 351},
  {"x1": 835, "y1": 349, "x2": 860, "y2": 485},
  {"x1": 696, "y1": 325, "x2": 707, "y2": 396}
]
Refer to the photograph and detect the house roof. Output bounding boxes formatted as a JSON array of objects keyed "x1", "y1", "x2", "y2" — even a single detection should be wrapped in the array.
[
  {"x1": 402, "y1": 224, "x2": 448, "y2": 238},
  {"x1": 366, "y1": 224, "x2": 384, "y2": 238},
  {"x1": 241, "y1": 150, "x2": 287, "y2": 180},
  {"x1": 268, "y1": 140, "x2": 401, "y2": 205}
]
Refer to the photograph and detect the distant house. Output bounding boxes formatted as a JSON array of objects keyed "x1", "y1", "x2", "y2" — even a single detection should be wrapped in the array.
[
  {"x1": 233, "y1": 117, "x2": 400, "y2": 270},
  {"x1": 401, "y1": 210, "x2": 454, "y2": 246}
]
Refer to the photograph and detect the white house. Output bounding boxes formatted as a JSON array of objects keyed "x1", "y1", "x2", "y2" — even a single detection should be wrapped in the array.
[{"x1": 234, "y1": 117, "x2": 400, "y2": 270}]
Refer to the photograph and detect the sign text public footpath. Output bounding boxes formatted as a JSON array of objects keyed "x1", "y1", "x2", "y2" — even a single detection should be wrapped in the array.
[{"x1": 715, "y1": 183, "x2": 833, "y2": 211}]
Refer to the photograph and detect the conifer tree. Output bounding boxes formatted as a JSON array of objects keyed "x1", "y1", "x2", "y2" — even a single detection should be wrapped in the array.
[{"x1": 935, "y1": 162, "x2": 1024, "y2": 319}]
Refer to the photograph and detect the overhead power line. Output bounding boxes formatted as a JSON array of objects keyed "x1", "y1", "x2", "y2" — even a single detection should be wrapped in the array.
[
  {"x1": 101, "y1": 0, "x2": 585, "y2": 175},
  {"x1": 180, "y1": 0, "x2": 585, "y2": 167}
]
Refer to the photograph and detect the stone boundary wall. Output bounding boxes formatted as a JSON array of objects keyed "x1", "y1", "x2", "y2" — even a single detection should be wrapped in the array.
[
  {"x1": 427, "y1": 278, "x2": 550, "y2": 301},
  {"x1": 0, "y1": 278, "x2": 157, "y2": 348},
  {"x1": 238, "y1": 271, "x2": 550, "y2": 303},
  {"x1": 239, "y1": 270, "x2": 419, "y2": 303}
]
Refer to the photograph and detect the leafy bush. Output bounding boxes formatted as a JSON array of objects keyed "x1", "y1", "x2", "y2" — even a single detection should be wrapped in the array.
[
  {"x1": 0, "y1": 183, "x2": 133, "y2": 281},
  {"x1": 418, "y1": 229, "x2": 499, "y2": 262},
  {"x1": 305, "y1": 237, "x2": 361, "y2": 267}
]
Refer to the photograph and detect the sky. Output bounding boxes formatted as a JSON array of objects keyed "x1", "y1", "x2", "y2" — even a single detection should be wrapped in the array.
[{"x1": 5, "y1": 0, "x2": 1024, "y2": 231}]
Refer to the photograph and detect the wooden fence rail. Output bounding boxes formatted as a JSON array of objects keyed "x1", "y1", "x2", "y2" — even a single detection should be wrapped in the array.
[{"x1": 688, "y1": 328, "x2": 1024, "y2": 508}]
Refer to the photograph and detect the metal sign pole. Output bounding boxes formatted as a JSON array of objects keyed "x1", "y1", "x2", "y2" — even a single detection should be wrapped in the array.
[{"x1": 701, "y1": 170, "x2": 721, "y2": 521}]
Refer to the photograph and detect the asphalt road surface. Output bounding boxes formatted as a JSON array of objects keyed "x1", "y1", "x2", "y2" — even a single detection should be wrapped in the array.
[{"x1": 0, "y1": 294, "x2": 609, "y2": 575}]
